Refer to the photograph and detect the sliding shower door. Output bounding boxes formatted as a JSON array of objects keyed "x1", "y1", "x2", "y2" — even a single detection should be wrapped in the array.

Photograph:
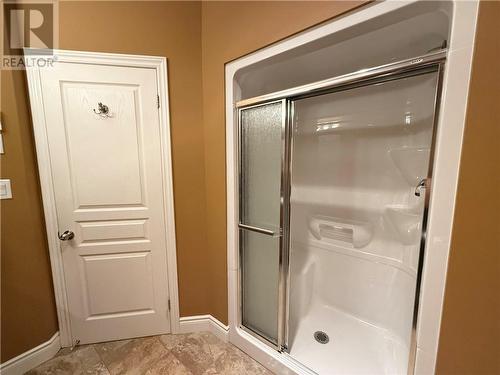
[
  {"x1": 238, "y1": 100, "x2": 289, "y2": 347},
  {"x1": 236, "y1": 53, "x2": 444, "y2": 374},
  {"x1": 286, "y1": 70, "x2": 441, "y2": 374}
]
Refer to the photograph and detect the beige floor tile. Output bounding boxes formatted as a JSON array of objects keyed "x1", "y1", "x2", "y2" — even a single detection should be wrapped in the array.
[
  {"x1": 210, "y1": 344, "x2": 273, "y2": 375},
  {"x1": 165, "y1": 333, "x2": 215, "y2": 374},
  {"x1": 27, "y1": 332, "x2": 273, "y2": 375},
  {"x1": 161, "y1": 331, "x2": 272, "y2": 375},
  {"x1": 25, "y1": 345, "x2": 109, "y2": 375},
  {"x1": 159, "y1": 333, "x2": 190, "y2": 351},
  {"x1": 196, "y1": 331, "x2": 272, "y2": 374},
  {"x1": 196, "y1": 332, "x2": 230, "y2": 361},
  {"x1": 144, "y1": 352, "x2": 193, "y2": 375},
  {"x1": 93, "y1": 336, "x2": 167, "y2": 375}
]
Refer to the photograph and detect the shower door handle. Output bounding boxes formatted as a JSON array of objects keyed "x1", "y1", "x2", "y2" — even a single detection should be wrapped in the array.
[{"x1": 238, "y1": 223, "x2": 278, "y2": 236}]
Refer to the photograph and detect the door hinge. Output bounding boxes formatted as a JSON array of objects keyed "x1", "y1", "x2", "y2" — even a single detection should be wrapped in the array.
[
  {"x1": 157, "y1": 94, "x2": 160, "y2": 109},
  {"x1": 168, "y1": 299, "x2": 171, "y2": 311}
]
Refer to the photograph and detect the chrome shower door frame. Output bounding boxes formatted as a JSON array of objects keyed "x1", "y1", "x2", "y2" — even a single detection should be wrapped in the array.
[
  {"x1": 237, "y1": 99, "x2": 291, "y2": 351},
  {"x1": 236, "y1": 50, "x2": 446, "y2": 372}
]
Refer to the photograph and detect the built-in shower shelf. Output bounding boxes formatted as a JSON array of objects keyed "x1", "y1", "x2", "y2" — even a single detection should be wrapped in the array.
[
  {"x1": 308, "y1": 216, "x2": 372, "y2": 248},
  {"x1": 389, "y1": 147, "x2": 430, "y2": 186},
  {"x1": 293, "y1": 238, "x2": 417, "y2": 277},
  {"x1": 384, "y1": 205, "x2": 423, "y2": 245}
]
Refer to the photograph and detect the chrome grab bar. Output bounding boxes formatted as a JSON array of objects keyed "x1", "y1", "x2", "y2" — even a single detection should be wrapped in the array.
[{"x1": 238, "y1": 223, "x2": 278, "y2": 236}]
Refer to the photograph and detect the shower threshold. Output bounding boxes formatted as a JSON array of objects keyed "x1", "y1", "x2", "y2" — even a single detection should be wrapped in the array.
[{"x1": 288, "y1": 302, "x2": 408, "y2": 374}]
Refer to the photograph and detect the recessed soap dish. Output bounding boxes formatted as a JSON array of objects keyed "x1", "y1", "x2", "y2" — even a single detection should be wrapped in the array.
[{"x1": 309, "y1": 216, "x2": 372, "y2": 248}]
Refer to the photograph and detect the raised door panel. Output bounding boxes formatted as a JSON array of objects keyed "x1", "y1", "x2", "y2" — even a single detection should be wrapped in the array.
[
  {"x1": 60, "y1": 82, "x2": 145, "y2": 208},
  {"x1": 77, "y1": 219, "x2": 148, "y2": 244},
  {"x1": 81, "y1": 252, "x2": 154, "y2": 317}
]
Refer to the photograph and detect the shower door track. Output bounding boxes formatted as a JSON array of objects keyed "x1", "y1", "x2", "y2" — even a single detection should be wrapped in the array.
[
  {"x1": 236, "y1": 50, "x2": 446, "y2": 374},
  {"x1": 236, "y1": 49, "x2": 446, "y2": 108}
]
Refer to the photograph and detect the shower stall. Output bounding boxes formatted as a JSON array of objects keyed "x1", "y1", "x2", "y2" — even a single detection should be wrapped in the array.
[
  {"x1": 226, "y1": 1, "x2": 478, "y2": 374},
  {"x1": 237, "y1": 54, "x2": 442, "y2": 374}
]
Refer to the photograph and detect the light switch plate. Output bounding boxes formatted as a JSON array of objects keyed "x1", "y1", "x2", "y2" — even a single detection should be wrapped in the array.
[{"x1": 0, "y1": 179, "x2": 12, "y2": 199}]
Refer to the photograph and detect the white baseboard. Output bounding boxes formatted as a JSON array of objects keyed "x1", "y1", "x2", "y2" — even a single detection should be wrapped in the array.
[
  {"x1": 178, "y1": 315, "x2": 229, "y2": 342},
  {"x1": 1, "y1": 332, "x2": 60, "y2": 375}
]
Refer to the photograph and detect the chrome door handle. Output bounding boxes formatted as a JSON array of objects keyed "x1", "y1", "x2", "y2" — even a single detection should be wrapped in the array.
[
  {"x1": 58, "y1": 230, "x2": 74, "y2": 241},
  {"x1": 415, "y1": 178, "x2": 427, "y2": 197},
  {"x1": 238, "y1": 223, "x2": 278, "y2": 236}
]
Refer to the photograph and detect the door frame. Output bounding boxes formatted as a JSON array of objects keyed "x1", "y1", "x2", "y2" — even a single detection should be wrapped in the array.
[{"x1": 25, "y1": 49, "x2": 180, "y2": 347}]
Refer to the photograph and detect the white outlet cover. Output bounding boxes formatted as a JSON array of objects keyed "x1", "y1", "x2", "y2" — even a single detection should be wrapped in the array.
[{"x1": 0, "y1": 179, "x2": 12, "y2": 199}]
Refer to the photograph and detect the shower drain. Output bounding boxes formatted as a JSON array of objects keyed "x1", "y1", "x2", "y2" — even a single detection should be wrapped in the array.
[{"x1": 314, "y1": 331, "x2": 330, "y2": 344}]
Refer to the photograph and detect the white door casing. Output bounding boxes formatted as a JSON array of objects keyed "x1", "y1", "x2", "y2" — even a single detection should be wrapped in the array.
[{"x1": 26, "y1": 50, "x2": 180, "y2": 346}]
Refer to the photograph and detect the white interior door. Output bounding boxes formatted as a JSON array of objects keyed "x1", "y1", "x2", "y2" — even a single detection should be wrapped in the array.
[{"x1": 38, "y1": 60, "x2": 171, "y2": 344}]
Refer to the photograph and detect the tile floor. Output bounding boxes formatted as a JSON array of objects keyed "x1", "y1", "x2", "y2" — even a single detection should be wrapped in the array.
[{"x1": 26, "y1": 332, "x2": 273, "y2": 375}]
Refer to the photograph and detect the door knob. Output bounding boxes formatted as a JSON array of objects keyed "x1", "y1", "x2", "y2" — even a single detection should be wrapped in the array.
[{"x1": 58, "y1": 230, "x2": 74, "y2": 241}]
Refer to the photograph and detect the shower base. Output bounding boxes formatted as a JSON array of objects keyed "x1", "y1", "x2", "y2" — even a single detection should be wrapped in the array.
[{"x1": 288, "y1": 302, "x2": 408, "y2": 374}]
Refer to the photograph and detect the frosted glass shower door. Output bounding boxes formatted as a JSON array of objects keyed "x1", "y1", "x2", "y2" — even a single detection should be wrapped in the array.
[
  {"x1": 238, "y1": 100, "x2": 287, "y2": 345},
  {"x1": 287, "y1": 71, "x2": 441, "y2": 374}
]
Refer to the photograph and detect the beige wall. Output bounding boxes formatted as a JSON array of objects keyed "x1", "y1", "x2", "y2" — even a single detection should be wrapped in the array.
[
  {"x1": 2, "y1": 2, "x2": 498, "y2": 372},
  {"x1": 1, "y1": 1, "x2": 208, "y2": 361},
  {"x1": 435, "y1": 2, "x2": 500, "y2": 373},
  {"x1": 1, "y1": 68, "x2": 59, "y2": 363}
]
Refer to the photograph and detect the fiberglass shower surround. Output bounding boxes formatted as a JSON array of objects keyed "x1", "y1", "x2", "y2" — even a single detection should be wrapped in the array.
[
  {"x1": 287, "y1": 72, "x2": 439, "y2": 374},
  {"x1": 237, "y1": 62, "x2": 442, "y2": 375},
  {"x1": 230, "y1": 2, "x2": 462, "y2": 374}
]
